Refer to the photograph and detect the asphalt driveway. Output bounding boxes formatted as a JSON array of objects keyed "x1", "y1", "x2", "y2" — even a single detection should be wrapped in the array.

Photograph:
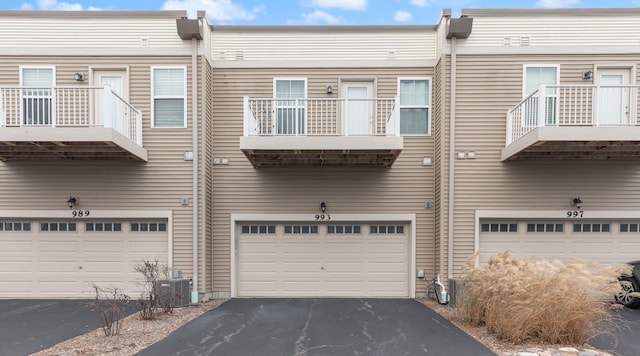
[
  {"x1": 589, "y1": 307, "x2": 640, "y2": 356},
  {"x1": 137, "y1": 298, "x2": 495, "y2": 356},
  {"x1": 0, "y1": 299, "x2": 137, "y2": 356}
]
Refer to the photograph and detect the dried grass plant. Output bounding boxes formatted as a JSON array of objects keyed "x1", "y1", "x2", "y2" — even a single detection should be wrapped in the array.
[{"x1": 455, "y1": 250, "x2": 631, "y2": 344}]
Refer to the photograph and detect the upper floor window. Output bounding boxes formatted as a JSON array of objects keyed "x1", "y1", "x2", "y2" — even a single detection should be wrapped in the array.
[
  {"x1": 21, "y1": 66, "x2": 55, "y2": 125},
  {"x1": 398, "y1": 78, "x2": 430, "y2": 135},
  {"x1": 274, "y1": 78, "x2": 306, "y2": 135},
  {"x1": 523, "y1": 65, "x2": 559, "y2": 125},
  {"x1": 152, "y1": 67, "x2": 186, "y2": 128}
]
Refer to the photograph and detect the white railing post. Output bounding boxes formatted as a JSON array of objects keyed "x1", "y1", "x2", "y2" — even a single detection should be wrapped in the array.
[
  {"x1": 592, "y1": 84, "x2": 599, "y2": 126},
  {"x1": 136, "y1": 110, "x2": 143, "y2": 146},
  {"x1": 102, "y1": 84, "x2": 113, "y2": 128},
  {"x1": 537, "y1": 84, "x2": 546, "y2": 127},
  {"x1": 506, "y1": 110, "x2": 513, "y2": 145},
  {"x1": 243, "y1": 96, "x2": 250, "y2": 136},
  {"x1": 631, "y1": 86, "x2": 638, "y2": 125},
  {"x1": 50, "y1": 87, "x2": 57, "y2": 127}
]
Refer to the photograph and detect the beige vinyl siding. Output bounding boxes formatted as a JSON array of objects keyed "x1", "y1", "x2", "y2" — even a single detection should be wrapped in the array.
[
  {"x1": 200, "y1": 56, "x2": 215, "y2": 293},
  {"x1": 212, "y1": 30, "x2": 436, "y2": 62},
  {"x1": 212, "y1": 67, "x2": 435, "y2": 296},
  {"x1": 459, "y1": 12, "x2": 640, "y2": 48},
  {"x1": 449, "y1": 53, "x2": 640, "y2": 276},
  {"x1": 0, "y1": 55, "x2": 198, "y2": 279},
  {"x1": 0, "y1": 15, "x2": 189, "y2": 48}
]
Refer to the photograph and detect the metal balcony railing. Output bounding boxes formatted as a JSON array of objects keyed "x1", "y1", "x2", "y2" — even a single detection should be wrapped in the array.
[
  {"x1": 0, "y1": 85, "x2": 143, "y2": 146},
  {"x1": 506, "y1": 84, "x2": 640, "y2": 145},
  {"x1": 243, "y1": 97, "x2": 400, "y2": 137}
]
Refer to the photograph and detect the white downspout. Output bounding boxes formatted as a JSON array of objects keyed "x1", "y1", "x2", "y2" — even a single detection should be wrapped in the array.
[
  {"x1": 447, "y1": 36, "x2": 457, "y2": 280},
  {"x1": 191, "y1": 36, "x2": 199, "y2": 302}
]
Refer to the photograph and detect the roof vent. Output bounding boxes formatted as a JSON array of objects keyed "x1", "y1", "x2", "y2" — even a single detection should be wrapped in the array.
[{"x1": 520, "y1": 36, "x2": 530, "y2": 46}]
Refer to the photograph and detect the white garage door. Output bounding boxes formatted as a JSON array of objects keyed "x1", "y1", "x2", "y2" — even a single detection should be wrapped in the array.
[
  {"x1": 237, "y1": 222, "x2": 409, "y2": 297},
  {"x1": 479, "y1": 220, "x2": 640, "y2": 265},
  {"x1": 0, "y1": 219, "x2": 168, "y2": 298}
]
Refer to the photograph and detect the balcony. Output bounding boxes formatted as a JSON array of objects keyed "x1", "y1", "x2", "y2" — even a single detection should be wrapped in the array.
[
  {"x1": 240, "y1": 97, "x2": 403, "y2": 167},
  {"x1": 503, "y1": 84, "x2": 640, "y2": 161},
  {"x1": 0, "y1": 86, "x2": 147, "y2": 161}
]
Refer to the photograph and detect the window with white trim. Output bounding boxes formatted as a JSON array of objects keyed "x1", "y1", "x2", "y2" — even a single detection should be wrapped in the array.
[
  {"x1": 573, "y1": 223, "x2": 610, "y2": 233},
  {"x1": 481, "y1": 223, "x2": 518, "y2": 233},
  {"x1": 398, "y1": 78, "x2": 430, "y2": 135},
  {"x1": 241, "y1": 225, "x2": 276, "y2": 234},
  {"x1": 274, "y1": 78, "x2": 306, "y2": 135},
  {"x1": 526, "y1": 223, "x2": 563, "y2": 233},
  {"x1": 21, "y1": 66, "x2": 55, "y2": 125},
  {"x1": 131, "y1": 222, "x2": 167, "y2": 232},
  {"x1": 370, "y1": 225, "x2": 405, "y2": 234},
  {"x1": 327, "y1": 225, "x2": 361, "y2": 234},
  {"x1": 152, "y1": 67, "x2": 186, "y2": 128},
  {"x1": 284, "y1": 225, "x2": 318, "y2": 234},
  {"x1": 620, "y1": 223, "x2": 639, "y2": 233},
  {"x1": 523, "y1": 65, "x2": 559, "y2": 126},
  {"x1": 85, "y1": 222, "x2": 122, "y2": 232}
]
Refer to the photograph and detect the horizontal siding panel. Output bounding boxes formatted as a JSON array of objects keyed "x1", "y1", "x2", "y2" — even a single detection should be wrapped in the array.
[{"x1": 212, "y1": 31, "x2": 436, "y2": 61}]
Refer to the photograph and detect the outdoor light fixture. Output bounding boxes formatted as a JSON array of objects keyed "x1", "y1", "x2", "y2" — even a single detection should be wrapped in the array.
[
  {"x1": 67, "y1": 196, "x2": 78, "y2": 208},
  {"x1": 326, "y1": 85, "x2": 333, "y2": 94},
  {"x1": 571, "y1": 196, "x2": 582, "y2": 209},
  {"x1": 320, "y1": 201, "x2": 327, "y2": 213},
  {"x1": 582, "y1": 70, "x2": 593, "y2": 80},
  {"x1": 74, "y1": 72, "x2": 85, "y2": 81}
]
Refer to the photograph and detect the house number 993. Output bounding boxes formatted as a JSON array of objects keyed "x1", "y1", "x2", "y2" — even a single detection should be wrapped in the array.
[
  {"x1": 72, "y1": 210, "x2": 90, "y2": 217},
  {"x1": 315, "y1": 214, "x2": 331, "y2": 221}
]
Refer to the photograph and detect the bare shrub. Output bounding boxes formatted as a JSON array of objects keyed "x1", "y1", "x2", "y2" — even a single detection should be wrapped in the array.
[
  {"x1": 456, "y1": 250, "x2": 631, "y2": 344},
  {"x1": 88, "y1": 285, "x2": 130, "y2": 337},
  {"x1": 134, "y1": 259, "x2": 171, "y2": 320}
]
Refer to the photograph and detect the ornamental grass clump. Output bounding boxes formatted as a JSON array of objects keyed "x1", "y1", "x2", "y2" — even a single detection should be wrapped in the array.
[{"x1": 455, "y1": 251, "x2": 631, "y2": 345}]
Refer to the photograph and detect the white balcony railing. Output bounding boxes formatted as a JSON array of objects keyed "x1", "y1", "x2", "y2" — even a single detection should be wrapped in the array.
[
  {"x1": 243, "y1": 97, "x2": 400, "y2": 137},
  {"x1": 0, "y1": 85, "x2": 143, "y2": 146},
  {"x1": 506, "y1": 84, "x2": 640, "y2": 145}
]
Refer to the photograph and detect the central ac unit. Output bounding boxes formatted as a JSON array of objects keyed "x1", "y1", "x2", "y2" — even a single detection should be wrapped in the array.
[{"x1": 154, "y1": 279, "x2": 191, "y2": 308}]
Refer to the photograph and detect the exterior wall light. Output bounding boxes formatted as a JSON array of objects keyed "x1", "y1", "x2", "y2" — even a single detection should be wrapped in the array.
[
  {"x1": 74, "y1": 72, "x2": 85, "y2": 81},
  {"x1": 67, "y1": 196, "x2": 78, "y2": 208},
  {"x1": 326, "y1": 85, "x2": 333, "y2": 94},
  {"x1": 320, "y1": 201, "x2": 327, "y2": 213},
  {"x1": 582, "y1": 71, "x2": 593, "y2": 80},
  {"x1": 571, "y1": 196, "x2": 582, "y2": 209}
]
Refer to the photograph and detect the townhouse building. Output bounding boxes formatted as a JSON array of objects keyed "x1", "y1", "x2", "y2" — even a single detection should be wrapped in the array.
[{"x1": 1, "y1": 7, "x2": 639, "y2": 301}]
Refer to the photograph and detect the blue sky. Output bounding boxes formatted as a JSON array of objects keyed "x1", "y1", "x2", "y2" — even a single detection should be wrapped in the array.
[{"x1": 3, "y1": 0, "x2": 639, "y2": 25}]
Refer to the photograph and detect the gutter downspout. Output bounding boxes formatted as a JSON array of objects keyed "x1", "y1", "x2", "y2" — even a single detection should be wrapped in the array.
[
  {"x1": 191, "y1": 36, "x2": 199, "y2": 302},
  {"x1": 447, "y1": 36, "x2": 456, "y2": 280}
]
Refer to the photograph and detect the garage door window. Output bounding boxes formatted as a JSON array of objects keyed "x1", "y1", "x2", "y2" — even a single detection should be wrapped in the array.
[
  {"x1": 328, "y1": 225, "x2": 361, "y2": 234},
  {"x1": 0, "y1": 222, "x2": 31, "y2": 232},
  {"x1": 241, "y1": 225, "x2": 276, "y2": 234},
  {"x1": 131, "y1": 222, "x2": 166, "y2": 232},
  {"x1": 620, "y1": 223, "x2": 640, "y2": 233},
  {"x1": 284, "y1": 225, "x2": 318, "y2": 234},
  {"x1": 526, "y1": 223, "x2": 563, "y2": 233},
  {"x1": 40, "y1": 222, "x2": 76, "y2": 232},
  {"x1": 370, "y1": 225, "x2": 404, "y2": 234},
  {"x1": 573, "y1": 223, "x2": 610, "y2": 233},
  {"x1": 85, "y1": 222, "x2": 122, "y2": 232},
  {"x1": 481, "y1": 223, "x2": 518, "y2": 233}
]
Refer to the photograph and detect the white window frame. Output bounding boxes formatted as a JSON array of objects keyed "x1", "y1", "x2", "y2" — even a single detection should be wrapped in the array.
[
  {"x1": 151, "y1": 66, "x2": 187, "y2": 128},
  {"x1": 522, "y1": 64, "x2": 560, "y2": 126},
  {"x1": 397, "y1": 77, "x2": 431, "y2": 136},
  {"x1": 273, "y1": 77, "x2": 307, "y2": 135},
  {"x1": 19, "y1": 66, "x2": 56, "y2": 126}
]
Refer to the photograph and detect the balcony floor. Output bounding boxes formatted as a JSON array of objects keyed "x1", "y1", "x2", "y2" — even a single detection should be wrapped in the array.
[
  {"x1": 240, "y1": 136, "x2": 403, "y2": 167},
  {"x1": 0, "y1": 127, "x2": 147, "y2": 161},
  {"x1": 502, "y1": 126, "x2": 640, "y2": 161}
]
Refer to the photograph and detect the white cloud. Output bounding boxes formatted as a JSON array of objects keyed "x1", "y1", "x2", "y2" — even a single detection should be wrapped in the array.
[
  {"x1": 536, "y1": 0, "x2": 579, "y2": 8},
  {"x1": 162, "y1": 0, "x2": 263, "y2": 21},
  {"x1": 301, "y1": 10, "x2": 340, "y2": 24},
  {"x1": 20, "y1": 0, "x2": 101, "y2": 10},
  {"x1": 306, "y1": 0, "x2": 367, "y2": 11},
  {"x1": 394, "y1": 10, "x2": 412, "y2": 22},
  {"x1": 410, "y1": 0, "x2": 429, "y2": 7}
]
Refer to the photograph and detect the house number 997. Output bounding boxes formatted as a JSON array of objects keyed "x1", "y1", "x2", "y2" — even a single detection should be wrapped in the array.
[
  {"x1": 72, "y1": 210, "x2": 90, "y2": 217},
  {"x1": 567, "y1": 210, "x2": 583, "y2": 218}
]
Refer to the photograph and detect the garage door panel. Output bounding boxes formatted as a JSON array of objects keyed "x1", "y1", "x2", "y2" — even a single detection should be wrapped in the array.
[
  {"x1": 237, "y1": 222, "x2": 409, "y2": 297},
  {"x1": 239, "y1": 262, "x2": 278, "y2": 272},
  {"x1": 1, "y1": 240, "x2": 32, "y2": 252}
]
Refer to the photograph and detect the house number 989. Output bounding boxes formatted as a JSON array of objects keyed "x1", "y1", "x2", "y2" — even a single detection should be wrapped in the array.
[{"x1": 72, "y1": 210, "x2": 90, "y2": 217}]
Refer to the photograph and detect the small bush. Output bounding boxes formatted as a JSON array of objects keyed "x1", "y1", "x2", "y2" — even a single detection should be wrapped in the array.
[
  {"x1": 88, "y1": 285, "x2": 130, "y2": 337},
  {"x1": 455, "y1": 251, "x2": 631, "y2": 344},
  {"x1": 134, "y1": 259, "x2": 171, "y2": 320}
]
